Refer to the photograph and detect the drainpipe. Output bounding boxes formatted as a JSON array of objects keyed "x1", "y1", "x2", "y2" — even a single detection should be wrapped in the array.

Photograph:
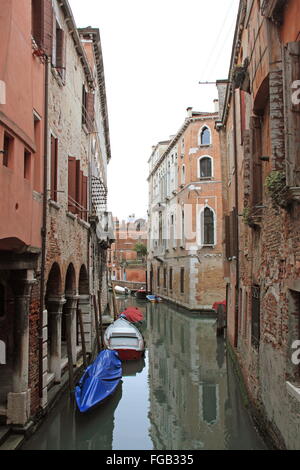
[
  {"x1": 232, "y1": 85, "x2": 240, "y2": 348},
  {"x1": 39, "y1": 57, "x2": 49, "y2": 400}
]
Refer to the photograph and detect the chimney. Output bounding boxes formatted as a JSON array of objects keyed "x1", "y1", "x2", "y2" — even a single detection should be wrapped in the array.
[
  {"x1": 186, "y1": 107, "x2": 193, "y2": 118},
  {"x1": 213, "y1": 99, "x2": 219, "y2": 113}
]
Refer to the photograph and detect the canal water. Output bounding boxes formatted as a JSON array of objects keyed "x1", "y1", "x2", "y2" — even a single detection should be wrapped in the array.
[{"x1": 22, "y1": 298, "x2": 267, "y2": 450}]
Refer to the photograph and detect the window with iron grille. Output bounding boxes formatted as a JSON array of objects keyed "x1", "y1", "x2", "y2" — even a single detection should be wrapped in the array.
[{"x1": 251, "y1": 285, "x2": 261, "y2": 349}]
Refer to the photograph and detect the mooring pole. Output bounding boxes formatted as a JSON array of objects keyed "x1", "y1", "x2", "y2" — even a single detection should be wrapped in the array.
[
  {"x1": 93, "y1": 294, "x2": 101, "y2": 353},
  {"x1": 78, "y1": 308, "x2": 87, "y2": 368},
  {"x1": 98, "y1": 291, "x2": 104, "y2": 348},
  {"x1": 66, "y1": 312, "x2": 74, "y2": 393}
]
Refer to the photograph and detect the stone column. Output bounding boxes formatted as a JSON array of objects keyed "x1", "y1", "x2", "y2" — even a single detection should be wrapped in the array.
[
  {"x1": 47, "y1": 296, "x2": 66, "y2": 383},
  {"x1": 7, "y1": 270, "x2": 36, "y2": 427},
  {"x1": 64, "y1": 296, "x2": 79, "y2": 365}
]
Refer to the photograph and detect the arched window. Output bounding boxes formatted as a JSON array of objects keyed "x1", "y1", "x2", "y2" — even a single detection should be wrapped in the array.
[
  {"x1": 200, "y1": 156, "x2": 213, "y2": 179},
  {"x1": 201, "y1": 207, "x2": 215, "y2": 245},
  {"x1": 200, "y1": 126, "x2": 211, "y2": 146}
]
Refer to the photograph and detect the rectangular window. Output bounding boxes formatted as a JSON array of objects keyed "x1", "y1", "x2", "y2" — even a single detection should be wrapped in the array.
[
  {"x1": 251, "y1": 285, "x2": 260, "y2": 349},
  {"x1": 3, "y1": 133, "x2": 13, "y2": 168},
  {"x1": 163, "y1": 268, "x2": 167, "y2": 289},
  {"x1": 24, "y1": 149, "x2": 31, "y2": 180},
  {"x1": 157, "y1": 267, "x2": 160, "y2": 288},
  {"x1": 31, "y1": 0, "x2": 42, "y2": 45},
  {"x1": 169, "y1": 268, "x2": 173, "y2": 291},
  {"x1": 50, "y1": 135, "x2": 58, "y2": 201},
  {"x1": 180, "y1": 268, "x2": 185, "y2": 294},
  {"x1": 82, "y1": 85, "x2": 87, "y2": 126}
]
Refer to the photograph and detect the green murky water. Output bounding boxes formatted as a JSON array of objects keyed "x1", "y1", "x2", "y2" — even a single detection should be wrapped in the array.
[{"x1": 22, "y1": 298, "x2": 266, "y2": 450}]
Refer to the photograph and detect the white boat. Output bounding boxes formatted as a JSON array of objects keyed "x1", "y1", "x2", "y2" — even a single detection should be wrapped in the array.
[
  {"x1": 104, "y1": 318, "x2": 145, "y2": 361},
  {"x1": 114, "y1": 285, "x2": 131, "y2": 295}
]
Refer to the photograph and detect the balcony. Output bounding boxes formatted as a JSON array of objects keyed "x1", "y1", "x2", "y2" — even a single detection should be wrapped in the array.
[{"x1": 91, "y1": 175, "x2": 107, "y2": 216}]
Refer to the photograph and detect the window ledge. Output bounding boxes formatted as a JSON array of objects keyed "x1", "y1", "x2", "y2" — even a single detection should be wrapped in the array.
[
  {"x1": 66, "y1": 211, "x2": 77, "y2": 221},
  {"x1": 286, "y1": 381, "x2": 300, "y2": 402},
  {"x1": 49, "y1": 200, "x2": 60, "y2": 211}
]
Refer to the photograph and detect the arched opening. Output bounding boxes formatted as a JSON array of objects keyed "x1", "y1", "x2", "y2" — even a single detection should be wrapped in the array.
[
  {"x1": 62, "y1": 264, "x2": 76, "y2": 363},
  {"x1": 45, "y1": 263, "x2": 63, "y2": 384},
  {"x1": 200, "y1": 126, "x2": 211, "y2": 146},
  {"x1": 78, "y1": 265, "x2": 89, "y2": 295},
  {"x1": 200, "y1": 207, "x2": 216, "y2": 246}
]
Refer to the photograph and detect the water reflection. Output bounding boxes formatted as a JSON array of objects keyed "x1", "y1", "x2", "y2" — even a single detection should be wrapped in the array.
[{"x1": 22, "y1": 299, "x2": 266, "y2": 450}]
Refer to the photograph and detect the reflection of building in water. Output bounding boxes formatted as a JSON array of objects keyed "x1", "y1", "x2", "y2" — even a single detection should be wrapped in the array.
[{"x1": 147, "y1": 305, "x2": 228, "y2": 450}]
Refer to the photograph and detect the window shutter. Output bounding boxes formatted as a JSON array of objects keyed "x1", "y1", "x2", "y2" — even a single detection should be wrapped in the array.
[
  {"x1": 82, "y1": 175, "x2": 88, "y2": 221},
  {"x1": 225, "y1": 215, "x2": 231, "y2": 259},
  {"x1": 32, "y1": 0, "x2": 42, "y2": 46},
  {"x1": 51, "y1": 136, "x2": 58, "y2": 201},
  {"x1": 86, "y1": 93, "x2": 95, "y2": 132},
  {"x1": 231, "y1": 208, "x2": 238, "y2": 258},
  {"x1": 56, "y1": 28, "x2": 66, "y2": 79},
  {"x1": 250, "y1": 116, "x2": 262, "y2": 207},
  {"x1": 68, "y1": 157, "x2": 76, "y2": 213},
  {"x1": 283, "y1": 42, "x2": 300, "y2": 187},
  {"x1": 42, "y1": 0, "x2": 53, "y2": 56},
  {"x1": 76, "y1": 162, "x2": 82, "y2": 217},
  {"x1": 240, "y1": 90, "x2": 246, "y2": 142}
]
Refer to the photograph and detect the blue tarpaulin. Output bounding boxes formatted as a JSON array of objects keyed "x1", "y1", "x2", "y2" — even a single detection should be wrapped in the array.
[{"x1": 75, "y1": 350, "x2": 122, "y2": 413}]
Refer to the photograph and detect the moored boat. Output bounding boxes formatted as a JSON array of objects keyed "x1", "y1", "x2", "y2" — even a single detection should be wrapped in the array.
[
  {"x1": 114, "y1": 285, "x2": 131, "y2": 296},
  {"x1": 136, "y1": 288, "x2": 147, "y2": 300},
  {"x1": 119, "y1": 307, "x2": 144, "y2": 323},
  {"x1": 146, "y1": 295, "x2": 163, "y2": 303},
  {"x1": 75, "y1": 350, "x2": 122, "y2": 413},
  {"x1": 104, "y1": 318, "x2": 145, "y2": 361}
]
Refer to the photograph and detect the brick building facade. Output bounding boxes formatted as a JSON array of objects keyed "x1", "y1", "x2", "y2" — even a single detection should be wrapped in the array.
[
  {"x1": 217, "y1": 0, "x2": 300, "y2": 449},
  {"x1": 108, "y1": 217, "x2": 147, "y2": 284},
  {"x1": 147, "y1": 107, "x2": 225, "y2": 310},
  {"x1": 0, "y1": 0, "x2": 113, "y2": 430}
]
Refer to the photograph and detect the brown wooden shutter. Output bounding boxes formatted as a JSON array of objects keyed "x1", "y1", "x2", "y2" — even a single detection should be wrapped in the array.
[
  {"x1": 240, "y1": 90, "x2": 246, "y2": 142},
  {"x1": 250, "y1": 116, "x2": 262, "y2": 207},
  {"x1": 86, "y1": 93, "x2": 95, "y2": 132},
  {"x1": 32, "y1": 0, "x2": 42, "y2": 46},
  {"x1": 56, "y1": 28, "x2": 65, "y2": 78},
  {"x1": 225, "y1": 215, "x2": 231, "y2": 259},
  {"x1": 231, "y1": 208, "x2": 238, "y2": 258},
  {"x1": 42, "y1": 0, "x2": 53, "y2": 56},
  {"x1": 68, "y1": 157, "x2": 76, "y2": 213},
  {"x1": 75, "y1": 161, "x2": 82, "y2": 217},
  {"x1": 82, "y1": 175, "x2": 88, "y2": 221},
  {"x1": 283, "y1": 42, "x2": 300, "y2": 187},
  {"x1": 51, "y1": 136, "x2": 58, "y2": 201}
]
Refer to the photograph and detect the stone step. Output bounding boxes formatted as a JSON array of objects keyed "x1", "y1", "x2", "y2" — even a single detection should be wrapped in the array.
[
  {"x1": 0, "y1": 433, "x2": 24, "y2": 451},
  {"x1": 0, "y1": 426, "x2": 10, "y2": 446}
]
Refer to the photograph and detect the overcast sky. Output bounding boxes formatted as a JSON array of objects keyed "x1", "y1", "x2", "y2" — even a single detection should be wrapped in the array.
[{"x1": 69, "y1": 0, "x2": 239, "y2": 220}]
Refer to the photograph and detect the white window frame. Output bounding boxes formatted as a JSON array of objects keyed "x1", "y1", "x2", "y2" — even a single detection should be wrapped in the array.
[
  {"x1": 197, "y1": 205, "x2": 217, "y2": 247},
  {"x1": 198, "y1": 125, "x2": 212, "y2": 147},
  {"x1": 198, "y1": 155, "x2": 214, "y2": 179}
]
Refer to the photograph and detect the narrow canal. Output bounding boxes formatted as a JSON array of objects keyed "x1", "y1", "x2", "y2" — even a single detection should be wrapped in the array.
[{"x1": 22, "y1": 298, "x2": 267, "y2": 450}]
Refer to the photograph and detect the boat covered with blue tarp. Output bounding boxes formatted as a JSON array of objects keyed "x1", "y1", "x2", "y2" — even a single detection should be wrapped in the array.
[{"x1": 75, "y1": 350, "x2": 122, "y2": 413}]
